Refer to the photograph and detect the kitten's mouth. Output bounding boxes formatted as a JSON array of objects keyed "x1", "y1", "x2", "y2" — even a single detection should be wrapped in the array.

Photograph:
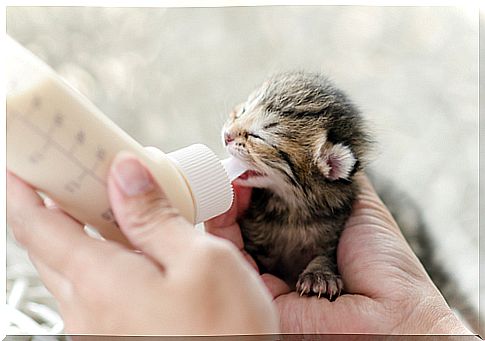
[
  {"x1": 238, "y1": 169, "x2": 266, "y2": 180},
  {"x1": 224, "y1": 148, "x2": 269, "y2": 185},
  {"x1": 227, "y1": 158, "x2": 271, "y2": 188}
]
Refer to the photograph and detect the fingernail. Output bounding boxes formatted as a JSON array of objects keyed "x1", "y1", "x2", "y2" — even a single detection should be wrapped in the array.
[
  {"x1": 113, "y1": 154, "x2": 154, "y2": 196},
  {"x1": 43, "y1": 197, "x2": 58, "y2": 209}
]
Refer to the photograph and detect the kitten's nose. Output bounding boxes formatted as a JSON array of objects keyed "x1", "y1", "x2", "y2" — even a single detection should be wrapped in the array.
[{"x1": 224, "y1": 131, "x2": 235, "y2": 145}]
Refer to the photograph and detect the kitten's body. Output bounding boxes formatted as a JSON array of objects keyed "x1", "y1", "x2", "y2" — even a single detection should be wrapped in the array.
[
  {"x1": 242, "y1": 186, "x2": 352, "y2": 288},
  {"x1": 221, "y1": 70, "x2": 478, "y2": 328},
  {"x1": 222, "y1": 71, "x2": 371, "y2": 297}
]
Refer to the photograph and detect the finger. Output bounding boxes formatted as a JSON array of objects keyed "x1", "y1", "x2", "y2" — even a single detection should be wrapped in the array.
[
  {"x1": 108, "y1": 152, "x2": 195, "y2": 266},
  {"x1": 7, "y1": 171, "x2": 81, "y2": 234},
  {"x1": 6, "y1": 170, "x2": 44, "y2": 210},
  {"x1": 29, "y1": 255, "x2": 73, "y2": 302},
  {"x1": 42, "y1": 196, "x2": 84, "y2": 226},
  {"x1": 207, "y1": 221, "x2": 244, "y2": 250},
  {"x1": 205, "y1": 190, "x2": 245, "y2": 249},
  {"x1": 260, "y1": 273, "x2": 291, "y2": 298},
  {"x1": 338, "y1": 173, "x2": 426, "y2": 298},
  {"x1": 204, "y1": 184, "x2": 252, "y2": 249},
  {"x1": 242, "y1": 250, "x2": 259, "y2": 272},
  {"x1": 348, "y1": 173, "x2": 404, "y2": 237},
  {"x1": 204, "y1": 196, "x2": 238, "y2": 230},
  {"x1": 7, "y1": 172, "x2": 106, "y2": 277},
  {"x1": 205, "y1": 184, "x2": 252, "y2": 228},
  {"x1": 233, "y1": 184, "x2": 253, "y2": 216},
  {"x1": 43, "y1": 196, "x2": 59, "y2": 209}
]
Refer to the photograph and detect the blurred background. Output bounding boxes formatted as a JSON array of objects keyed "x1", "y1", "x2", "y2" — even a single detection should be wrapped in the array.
[{"x1": 6, "y1": 6, "x2": 479, "y2": 334}]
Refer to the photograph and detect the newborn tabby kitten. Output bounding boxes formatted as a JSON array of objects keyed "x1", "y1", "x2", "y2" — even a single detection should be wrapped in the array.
[{"x1": 222, "y1": 71, "x2": 372, "y2": 299}]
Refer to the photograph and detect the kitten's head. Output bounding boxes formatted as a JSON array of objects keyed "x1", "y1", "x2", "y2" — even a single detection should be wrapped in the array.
[{"x1": 223, "y1": 71, "x2": 371, "y2": 201}]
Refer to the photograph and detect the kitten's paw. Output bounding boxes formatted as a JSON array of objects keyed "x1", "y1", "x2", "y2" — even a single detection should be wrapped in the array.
[{"x1": 296, "y1": 271, "x2": 343, "y2": 300}]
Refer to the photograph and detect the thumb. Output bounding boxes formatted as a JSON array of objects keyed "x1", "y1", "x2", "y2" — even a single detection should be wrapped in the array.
[
  {"x1": 260, "y1": 273, "x2": 291, "y2": 299},
  {"x1": 107, "y1": 151, "x2": 194, "y2": 264}
]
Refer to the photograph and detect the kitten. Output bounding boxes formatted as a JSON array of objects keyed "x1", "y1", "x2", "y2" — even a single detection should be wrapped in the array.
[
  {"x1": 220, "y1": 71, "x2": 479, "y2": 330},
  {"x1": 222, "y1": 71, "x2": 372, "y2": 299}
]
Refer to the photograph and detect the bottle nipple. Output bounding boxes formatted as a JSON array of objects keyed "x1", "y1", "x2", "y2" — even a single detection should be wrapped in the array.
[{"x1": 221, "y1": 157, "x2": 249, "y2": 181}]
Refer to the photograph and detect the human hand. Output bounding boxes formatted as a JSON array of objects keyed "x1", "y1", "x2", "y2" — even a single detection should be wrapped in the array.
[
  {"x1": 205, "y1": 174, "x2": 472, "y2": 334},
  {"x1": 7, "y1": 152, "x2": 278, "y2": 335}
]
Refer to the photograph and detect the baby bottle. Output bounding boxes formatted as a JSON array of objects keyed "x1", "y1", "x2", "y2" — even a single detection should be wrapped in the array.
[{"x1": 6, "y1": 35, "x2": 246, "y2": 247}]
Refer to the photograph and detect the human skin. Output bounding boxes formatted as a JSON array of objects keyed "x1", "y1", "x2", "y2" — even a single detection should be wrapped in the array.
[
  {"x1": 6, "y1": 152, "x2": 279, "y2": 335},
  {"x1": 205, "y1": 174, "x2": 473, "y2": 334},
  {"x1": 6, "y1": 151, "x2": 473, "y2": 335}
]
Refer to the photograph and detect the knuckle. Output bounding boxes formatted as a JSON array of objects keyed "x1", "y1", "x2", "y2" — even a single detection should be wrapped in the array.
[
  {"x1": 122, "y1": 195, "x2": 189, "y2": 244},
  {"x1": 7, "y1": 209, "x2": 33, "y2": 247},
  {"x1": 125, "y1": 195, "x2": 181, "y2": 229},
  {"x1": 198, "y1": 237, "x2": 237, "y2": 265},
  {"x1": 182, "y1": 237, "x2": 241, "y2": 285},
  {"x1": 9, "y1": 221, "x2": 28, "y2": 246}
]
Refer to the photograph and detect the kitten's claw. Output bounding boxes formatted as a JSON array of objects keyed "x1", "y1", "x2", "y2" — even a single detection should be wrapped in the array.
[
  {"x1": 327, "y1": 280, "x2": 338, "y2": 298},
  {"x1": 296, "y1": 271, "x2": 343, "y2": 301},
  {"x1": 336, "y1": 277, "x2": 344, "y2": 296},
  {"x1": 298, "y1": 281, "x2": 311, "y2": 296}
]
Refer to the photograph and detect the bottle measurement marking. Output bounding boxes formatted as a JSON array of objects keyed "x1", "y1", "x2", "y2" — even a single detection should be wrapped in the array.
[
  {"x1": 69, "y1": 146, "x2": 106, "y2": 191},
  {"x1": 9, "y1": 109, "x2": 107, "y2": 188},
  {"x1": 68, "y1": 130, "x2": 86, "y2": 155},
  {"x1": 31, "y1": 96, "x2": 42, "y2": 110},
  {"x1": 10, "y1": 108, "x2": 119, "y2": 226},
  {"x1": 29, "y1": 112, "x2": 64, "y2": 163}
]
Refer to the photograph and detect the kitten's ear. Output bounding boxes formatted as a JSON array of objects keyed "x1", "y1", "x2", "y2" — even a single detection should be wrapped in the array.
[{"x1": 314, "y1": 141, "x2": 357, "y2": 181}]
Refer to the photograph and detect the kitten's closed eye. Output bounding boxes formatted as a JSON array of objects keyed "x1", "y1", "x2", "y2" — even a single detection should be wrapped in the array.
[
  {"x1": 247, "y1": 132, "x2": 264, "y2": 141},
  {"x1": 262, "y1": 122, "x2": 279, "y2": 130}
]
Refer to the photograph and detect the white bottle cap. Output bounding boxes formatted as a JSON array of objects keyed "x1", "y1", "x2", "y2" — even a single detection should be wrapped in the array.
[{"x1": 167, "y1": 144, "x2": 234, "y2": 223}]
